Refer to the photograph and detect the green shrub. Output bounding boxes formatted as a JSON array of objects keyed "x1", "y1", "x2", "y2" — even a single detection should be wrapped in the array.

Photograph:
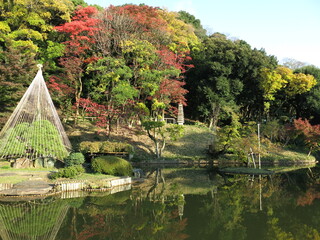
[
  {"x1": 79, "y1": 141, "x2": 100, "y2": 153},
  {"x1": 64, "y1": 152, "x2": 85, "y2": 167},
  {"x1": 91, "y1": 156, "x2": 133, "y2": 176},
  {"x1": 50, "y1": 165, "x2": 85, "y2": 179},
  {"x1": 79, "y1": 141, "x2": 134, "y2": 154},
  {"x1": 0, "y1": 120, "x2": 69, "y2": 159}
]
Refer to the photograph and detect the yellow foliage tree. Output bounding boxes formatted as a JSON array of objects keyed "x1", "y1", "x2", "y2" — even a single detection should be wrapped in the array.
[
  {"x1": 157, "y1": 9, "x2": 199, "y2": 53},
  {"x1": 0, "y1": 0, "x2": 73, "y2": 51},
  {"x1": 259, "y1": 67, "x2": 286, "y2": 112},
  {"x1": 260, "y1": 66, "x2": 316, "y2": 113}
]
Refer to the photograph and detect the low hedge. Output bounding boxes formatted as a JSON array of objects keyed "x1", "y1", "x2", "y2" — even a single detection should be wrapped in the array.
[
  {"x1": 79, "y1": 141, "x2": 134, "y2": 155},
  {"x1": 91, "y1": 156, "x2": 133, "y2": 176},
  {"x1": 50, "y1": 165, "x2": 85, "y2": 179}
]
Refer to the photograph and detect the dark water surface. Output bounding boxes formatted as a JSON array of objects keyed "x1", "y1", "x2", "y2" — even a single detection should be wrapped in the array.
[{"x1": 1, "y1": 166, "x2": 320, "y2": 240}]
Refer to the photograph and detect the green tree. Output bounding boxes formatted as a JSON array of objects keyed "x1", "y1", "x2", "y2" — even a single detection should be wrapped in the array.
[
  {"x1": 185, "y1": 33, "x2": 278, "y2": 125},
  {"x1": 185, "y1": 33, "x2": 244, "y2": 129},
  {"x1": 177, "y1": 10, "x2": 207, "y2": 40},
  {"x1": 293, "y1": 66, "x2": 320, "y2": 122},
  {"x1": 234, "y1": 44, "x2": 278, "y2": 121},
  {"x1": 142, "y1": 120, "x2": 184, "y2": 158},
  {"x1": 136, "y1": 99, "x2": 184, "y2": 159},
  {"x1": 0, "y1": 44, "x2": 37, "y2": 126},
  {"x1": 71, "y1": 0, "x2": 88, "y2": 7},
  {"x1": 121, "y1": 39, "x2": 164, "y2": 99},
  {"x1": 85, "y1": 56, "x2": 136, "y2": 130}
]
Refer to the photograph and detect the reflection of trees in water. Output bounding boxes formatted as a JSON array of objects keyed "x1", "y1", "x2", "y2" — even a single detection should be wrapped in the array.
[
  {"x1": 0, "y1": 199, "x2": 70, "y2": 240},
  {"x1": 0, "y1": 175, "x2": 188, "y2": 240},
  {"x1": 146, "y1": 168, "x2": 166, "y2": 200},
  {"x1": 56, "y1": 178, "x2": 189, "y2": 240},
  {"x1": 195, "y1": 170, "x2": 320, "y2": 240},
  {"x1": 6, "y1": 168, "x2": 320, "y2": 240}
]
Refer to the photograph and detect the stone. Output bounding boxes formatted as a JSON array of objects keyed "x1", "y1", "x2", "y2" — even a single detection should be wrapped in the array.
[
  {"x1": 12, "y1": 158, "x2": 33, "y2": 168},
  {"x1": 133, "y1": 168, "x2": 144, "y2": 178},
  {"x1": 0, "y1": 180, "x2": 53, "y2": 196}
]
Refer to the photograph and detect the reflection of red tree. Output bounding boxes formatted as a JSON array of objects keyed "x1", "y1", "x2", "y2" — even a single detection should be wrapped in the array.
[
  {"x1": 75, "y1": 207, "x2": 189, "y2": 240},
  {"x1": 166, "y1": 209, "x2": 189, "y2": 240},
  {"x1": 297, "y1": 188, "x2": 320, "y2": 206},
  {"x1": 77, "y1": 215, "x2": 110, "y2": 240}
]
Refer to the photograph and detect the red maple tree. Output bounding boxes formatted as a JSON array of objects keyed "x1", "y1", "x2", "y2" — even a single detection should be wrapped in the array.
[
  {"x1": 55, "y1": 6, "x2": 101, "y2": 120},
  {"x1": 294, "y1": 118, "x2": 320, "y2": 156}
]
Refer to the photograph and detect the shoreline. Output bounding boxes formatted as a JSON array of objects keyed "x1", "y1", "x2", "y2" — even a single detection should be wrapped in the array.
[{"x1": 0, "y1": 176, "x2": 132, "y2": 200}]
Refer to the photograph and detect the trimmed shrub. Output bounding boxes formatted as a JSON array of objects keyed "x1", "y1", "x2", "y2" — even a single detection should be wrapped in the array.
[
  {"x1": 64, "y1": 152, "x2": 85, "y2": 167},
  {"x1": 79, "y1": 141, "x2": 134, "y2": 154},
  {"x1": 79, "y1": 141, "x2": 100, "y2": 154},
  {"x1": 91, "y1": 156, "x2": 133, "y2": 176},
  {"x1": 50, "y1": 165, "x2": 85, "y2": 179}
]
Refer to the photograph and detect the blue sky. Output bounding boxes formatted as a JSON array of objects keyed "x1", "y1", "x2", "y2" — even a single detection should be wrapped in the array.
[{"x1": 85, "y1": 0, "x2": 320, "y2": 67}]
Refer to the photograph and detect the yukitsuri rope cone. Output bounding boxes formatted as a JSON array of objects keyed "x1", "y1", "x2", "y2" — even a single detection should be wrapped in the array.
[
  {"x1": 0, "y1": 64, "x2": 72, "y2": 161},
  {"x1": 0, "y1": 200, "x2": 70, "y2": 240}
]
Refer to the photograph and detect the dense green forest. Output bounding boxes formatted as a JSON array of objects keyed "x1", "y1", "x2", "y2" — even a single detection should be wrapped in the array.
[{"x1": 1, "y1": 0, "x2": 320, "y2": 159}]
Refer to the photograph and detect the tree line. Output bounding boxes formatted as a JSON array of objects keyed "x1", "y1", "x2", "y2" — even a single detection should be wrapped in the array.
[{"x1": 1, "y1": 0, "x2": 320, "y2": 137}]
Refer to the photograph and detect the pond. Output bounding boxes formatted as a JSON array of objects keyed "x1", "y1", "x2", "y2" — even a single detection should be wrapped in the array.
[{"x1": 1, "y1": 166, "x2": 320, "y2": 240}]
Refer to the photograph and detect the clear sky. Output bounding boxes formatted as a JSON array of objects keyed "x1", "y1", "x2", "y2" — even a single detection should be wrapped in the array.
[{"x1": 85, "y1": 0, "x2": 320, "y2": 67}]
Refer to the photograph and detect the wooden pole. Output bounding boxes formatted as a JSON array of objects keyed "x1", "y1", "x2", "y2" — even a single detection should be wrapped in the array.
[
  {"x1": 250, "y1": 147, "x2": 256, "y2": 169},
  {"x1": 259, "y1": 176, "x2": 262, "y2": 211},
  {"x1": 258, "y1": 123, "x2": 261, "y2": 169}
]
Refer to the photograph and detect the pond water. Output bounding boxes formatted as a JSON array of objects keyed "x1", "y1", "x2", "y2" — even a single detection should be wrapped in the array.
[{"x1": 1, "y1": 166, "x2": 320, "y2": 240}]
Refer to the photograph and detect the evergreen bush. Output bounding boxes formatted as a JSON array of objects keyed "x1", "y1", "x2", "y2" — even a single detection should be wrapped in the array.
[
  {"x1": 0, "y1": 120, "x2": 68, "y2": 159},
  {"x1": 50, "y1": 165, "x2": 85, "y2": 179},
  {"x1": 91, "y1": 156, "x2": 133, "y2": 176},
  {"x1": 64, "y1": 152, "x2": 85, "y2": 167}
]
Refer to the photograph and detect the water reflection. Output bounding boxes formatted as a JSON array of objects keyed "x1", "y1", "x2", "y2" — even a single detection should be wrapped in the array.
[
  {"x1": 1, "y1": 167, "x2": 320, "y2": 239},
  {"x1": 0, "y1": 199, "x2": 69, "y2": 240}
]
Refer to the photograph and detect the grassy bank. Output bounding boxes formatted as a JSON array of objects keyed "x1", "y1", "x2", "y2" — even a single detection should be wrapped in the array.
[
  {"x1": 0, "y1": 121, "x2": 317, "y2": 185},
  {"x1": 67, "y1": 121, "x2": 214, "y2": 161},
  {"x1": 217, "y1": 148, "x2": 316, "y2": 165},
  {"x1": 262, "y1": 149, "x2": 316, "y2": 164},
  {"x1": 66, "y1": 120, "x2": 317, "y2": 164}
]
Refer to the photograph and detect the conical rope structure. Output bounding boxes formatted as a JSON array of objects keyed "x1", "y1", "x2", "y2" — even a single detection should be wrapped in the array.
[
  {"x1": 0, "y1": 65, "x2": 72, "y2": 161},
  {"x1": 0, "y1": 200, "x2": 70, "y2": 240}
]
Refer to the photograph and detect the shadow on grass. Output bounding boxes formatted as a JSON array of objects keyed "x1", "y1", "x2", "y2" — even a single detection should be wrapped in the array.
[
  {"x1": 66, "y1": 122, "x2": 214, "y2": 162},
  {"x1": 67, "y1": 124, "x2": 154, "y2": 161}
]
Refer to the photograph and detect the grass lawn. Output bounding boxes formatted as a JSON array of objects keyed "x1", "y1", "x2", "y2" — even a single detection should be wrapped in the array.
[{"x1": 163, "y1": 125, "x2": 214, "y2": 160}]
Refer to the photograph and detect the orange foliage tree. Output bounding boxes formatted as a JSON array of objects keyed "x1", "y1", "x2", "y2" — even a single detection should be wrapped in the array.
[{"x1": 294, "y1": 118, "x2": 320, "y2": 156}]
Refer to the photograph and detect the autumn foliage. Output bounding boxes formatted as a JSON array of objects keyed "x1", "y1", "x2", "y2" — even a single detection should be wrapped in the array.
[
  {"x1": 48, "y1": 4, "x2": 196, "y2": 132},
  {"x1": 293, "y1": 118, "x2": 320, "y2": 155},
  {"x1": 1, "y1": 1, "x2": 320, "y2": 148},
  {"x1": 55, "y1": 6, "x2": 100, "y2": 54}
]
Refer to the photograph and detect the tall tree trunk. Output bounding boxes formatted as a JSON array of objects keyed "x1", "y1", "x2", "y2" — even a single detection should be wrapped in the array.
[{"x1": 208, "y1": 103, "x2": 220, "y2": 129}]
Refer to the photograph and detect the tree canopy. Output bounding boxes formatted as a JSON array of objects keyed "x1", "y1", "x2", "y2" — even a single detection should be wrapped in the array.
[{"x1": 0, "y1": 1, "x2": 319, "y2": 136}]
